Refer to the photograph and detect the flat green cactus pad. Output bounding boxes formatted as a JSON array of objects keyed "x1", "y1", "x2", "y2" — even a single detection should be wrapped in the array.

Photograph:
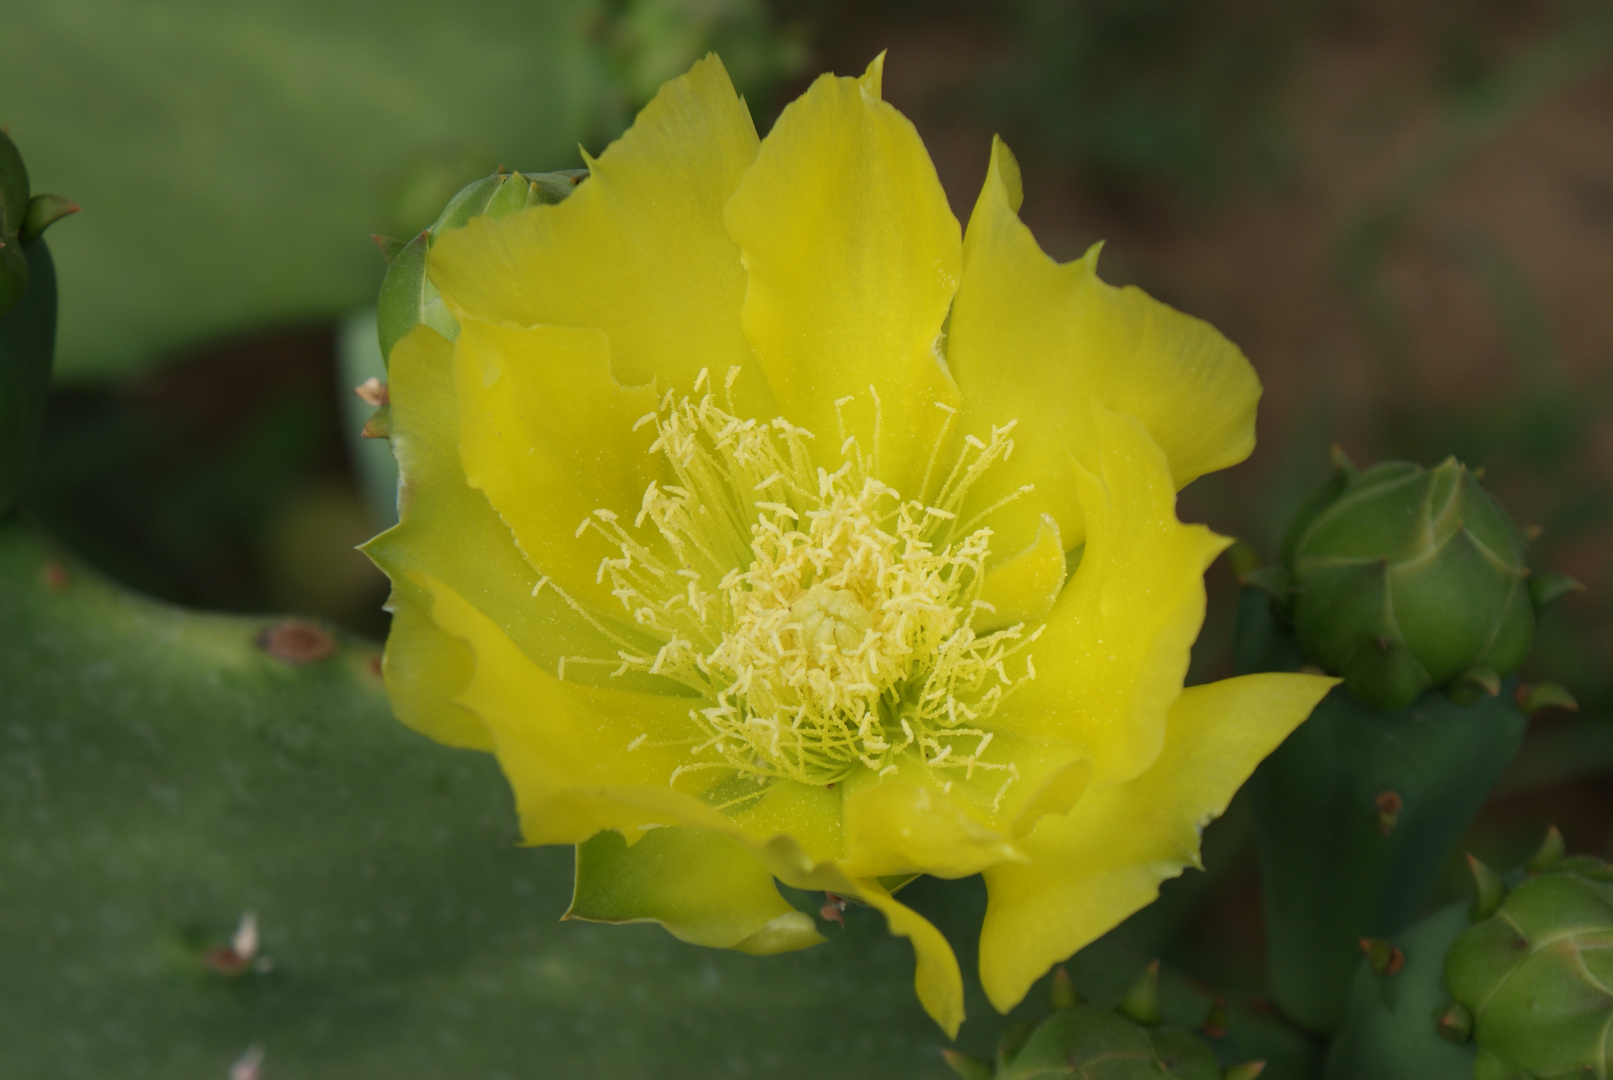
[{"x1": 0, "y1": 519, "x2": 967, "y2": 1078}]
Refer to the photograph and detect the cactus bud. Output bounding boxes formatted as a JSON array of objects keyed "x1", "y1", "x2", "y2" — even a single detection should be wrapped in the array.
[
  {"x1": 1446, "y1": 852, "x2": 1613, "y2": 1080},
  {"x1": 374, "y1": 167, "x2": 588, "y2": 365},
  {"x1": 1282, "y1": 456, "x2": 1537, "y2": 711},
  {"x1": 998, "y1": 1003, "x2": 1223, "y2": 1080}
]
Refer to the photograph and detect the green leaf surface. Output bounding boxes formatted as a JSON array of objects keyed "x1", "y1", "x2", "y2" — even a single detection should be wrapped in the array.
[
  {"x1": 0, "y1": 0, "x2": 614, "y2": 381},
  {"x1": 0, "y1": 517, "x2": 966, "y2": 1078}
]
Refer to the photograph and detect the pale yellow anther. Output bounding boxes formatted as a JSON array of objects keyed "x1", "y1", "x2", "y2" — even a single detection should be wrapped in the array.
[{"x1": 561, "y1": 382, "x2": 1042, "y2": 790}]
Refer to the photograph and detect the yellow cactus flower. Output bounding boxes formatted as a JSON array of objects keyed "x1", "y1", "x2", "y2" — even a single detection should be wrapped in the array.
[{"x1": 364, "y1": 53, "x2": 1336, "y2": 1037}]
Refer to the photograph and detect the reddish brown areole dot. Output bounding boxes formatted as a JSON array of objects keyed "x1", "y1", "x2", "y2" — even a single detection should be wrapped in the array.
[
  {"x1": 40, "y1": 560, "x2": 70, "y2": 592},
  {"x1": 258, "y1": 620, "x2": 337, "y2": 664}
]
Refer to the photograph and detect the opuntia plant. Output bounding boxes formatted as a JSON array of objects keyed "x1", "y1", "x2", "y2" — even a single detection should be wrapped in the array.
[{"x1": 1237, "y1": 452, "x2": 1579, "y2": 1034}]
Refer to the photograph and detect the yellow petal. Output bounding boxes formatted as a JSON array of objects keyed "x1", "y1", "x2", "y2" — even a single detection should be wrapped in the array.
[
  {"x1": 429, "y1": 55, "x2": 766, "y2": 406},
  {"x1": 991, "y1": 405, "x2": 1230, "y2": 789},
  {"x1": 856, "y1": 878, "x2": 967, "y2": 1039},
  {"x1": 363, "y1": 326, "x2": 662, "y2": 750},
  {"x1": 722, "y1": 54, "x2": 963, "y2": 493},
  {"x1": 977, "y1": 672, "x2": 1337, "y2": 1013},
  {"x1": 451, "y1": 316, "x2": 667, "y2": 617},
  {"x1": 567, "y1": 827, "x2": 825, "y2": 955},
  {"x1": 725, "y1": 777, "x2": 847, "y2": 865},
  {"x1": 976, "y1": 512, "x2": 1067, "y2": 631},
  {"x1": 419, "y1": 571, "x2": 716, "y2": 846},
  {"x1": 379, "y1": 577, "x2": 489, "y2": 750},
  {"x1": 838, "y1": 774, "x2": 1024, "y2": 880},
  {"x1": 950, "y1": 137, "x2": 1261, "y2": 555}
]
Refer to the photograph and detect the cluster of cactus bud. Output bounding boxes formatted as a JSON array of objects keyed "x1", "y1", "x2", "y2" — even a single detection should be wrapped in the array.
[
  {"x1": 942, "y1": 964, "x2": 1264, "y2": 1080},
  {"x1": 0, "y1": 127, "x2": 75, "y2": 513},
  {"x1": 1249, "y1": 451, "x2": 1580, "y2": 710},
  {"x1": 1442, "y1": 829, "x2": 1613, "y2": 1080}
]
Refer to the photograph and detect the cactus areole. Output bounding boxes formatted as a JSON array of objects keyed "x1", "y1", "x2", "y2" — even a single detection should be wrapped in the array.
[{"x1": 1280, "y1": 456, "x2": 1537, "y2": 711}]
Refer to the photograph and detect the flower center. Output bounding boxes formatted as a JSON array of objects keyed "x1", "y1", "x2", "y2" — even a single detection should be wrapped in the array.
[{"x1": 565, "y1": 369, "x2": 1039, "y2": 793}]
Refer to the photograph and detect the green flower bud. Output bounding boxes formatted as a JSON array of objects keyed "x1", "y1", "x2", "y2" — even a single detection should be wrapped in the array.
[
  {"x1": 944, "y1": 964, "x2": 1262, "y2": 1080},
  {"x1": 375, "y1": 168, "x2": 587, "y2": 365},
  {"x1": 1282, "y1": 456, "x2": 1538, "y2": 711},
  {"x1": 997, "y1": 1003, "x2": 1223, "y2": 1080},
  {"x1": 1446, "y1": 853, "x2": 1613, "y2": 1079}
]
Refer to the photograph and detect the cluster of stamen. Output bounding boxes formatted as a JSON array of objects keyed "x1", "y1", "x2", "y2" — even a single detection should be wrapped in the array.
[{"x1": 561, "y1": 368, "x2": 1041, "y2": 797}]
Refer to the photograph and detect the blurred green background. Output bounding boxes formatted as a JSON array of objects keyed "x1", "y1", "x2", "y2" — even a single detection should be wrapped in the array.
[{"x1": 5, "y1": 0, "x2": 1613, "y2": 1076}]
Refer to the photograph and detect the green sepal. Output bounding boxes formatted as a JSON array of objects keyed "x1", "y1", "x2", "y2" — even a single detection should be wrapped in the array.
[
  {"x1": 1359, "y1": 937, "x2": 1404, "y2": 977},
  {"x1": 1527, "y1": 825, "x2": 1565, "y2": 873},
  {"x1": 995, "y1": 1018, "x2": 1036, "y2": 1071},
  {"x1": 1340, "y1": 634, "x2": 1432, "y2": 712},
  {"x1": 0, "y1": 130, "x2": 27, "y2": 237},
  {"x1": 526, "y1": 167, "x2": 587, "y2": 205},
  {"x1": 940, "y1": 1048, "x2": 993, "y2": 1080},
  {"x1": 1528, "y1": 570, "x2": 1583, "y2": 611},
  {"x1": 1514, "y1": 681, "x2": 1577, "y2": 716},
  {"x1": 1224, "y1": 1064, "x2": 1267, "y2": 1080},
  {"x1": 1049, "y1": 965, "x2": 1080, "y2": 1010},
  {"x1": 359, "y1": 404, "x2": 391, "y2": 441},
  {"x1": 429, "y1": 172, "x2": 503, "y2": 233},
  {"x1": 1466, "y1": 855, "x2": 1507, "y2": 921},
  {"x1": 1117, "y1": 960, "x2": 1164, "y2": 1026},
  {"x1": 370, "y1": 233, "x2": 407, "y2": 265},
  {"x1": 1447, "y1": 666, "x2": 1500, "y2": 705},
  {"x1": 19, "y1": 194, "x2": 76, "y2": 243},
  {"x1": 1435, "y1": 1002, "x2": 1474, "y2": 1044},
  {"x1": 374, "y1": 231, "x2": 453, "y2": 364},
  {"x1": 480, "y1": 170, "x2": 531, "y2": 220}
]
